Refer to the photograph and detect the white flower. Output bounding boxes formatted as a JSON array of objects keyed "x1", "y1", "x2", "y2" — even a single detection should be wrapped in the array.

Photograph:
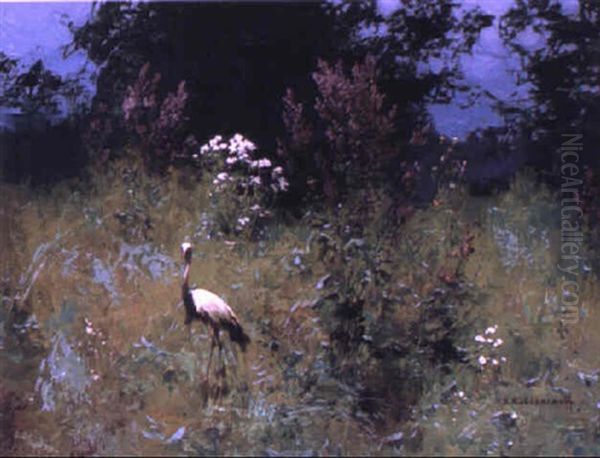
[
  {"x1": 272, "y1": 166, "x2": 283, "y2": 176},
  {"x1": 493, "y1": 338, "x2": 503, "y2": 348},
  {"x1": 250, "y1": 204, "x2": 262, "y2": 212},
  {"x1": 251, "y1": 158, "x2": 271, "y2": 169},
  {"x1": 249, "y1": 176, "x2": 262, "y2": 186},
  {"x1": 484, "y1": 325, "x2": 497, "y2": 335},
  {"x1": 237, "y1": 217, "x2": 250, "y2": 226},
  {"x1": 492, "y1": 358, "x2": 499, "y2": 365},
  {"x1": 228, "y1": 134, "x2": 256, "y2": 158},
  {"x1": 226, "y1": 156, "x2": 238, "y2": 165},
  {"x1": 277, "y1": 177, "x2": 289, "y2": 191},
  {"x1": 478, "y1": 355, "x2": 487, "y2": 365},
  {"x1": 474, "y1": 335, "x2": 486, "y2": 343},
  {"x1": 216, "y1": 172, "x2": 230, "y2": 182},
  {"x1": 242, "y1": 140, "x2": 256, "y2": 152},
  {"x1": 208, "y1": 135, "x2": 224, "y2": 150}
]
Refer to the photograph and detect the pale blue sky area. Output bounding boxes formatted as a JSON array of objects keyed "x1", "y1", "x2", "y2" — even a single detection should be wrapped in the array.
[
  {"x1": 0, "y1": 1, "x2": 576, "y2": 137},
  {"x1": 0, "y1": 2, "x2": 93, "y2": 76}
]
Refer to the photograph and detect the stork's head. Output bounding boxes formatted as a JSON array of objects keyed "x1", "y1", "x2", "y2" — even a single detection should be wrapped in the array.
[{"x1": 181, "y1": 242, "x2": 193, "y2": 263}]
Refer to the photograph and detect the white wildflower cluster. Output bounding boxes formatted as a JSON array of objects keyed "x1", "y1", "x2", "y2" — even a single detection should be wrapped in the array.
[
  {"x1": 473, "y1": 324, "x2": 506, "y2": 368},
  {"x1": 199, "y1": 134, "x2": 289, "y2": 194},
  {"x1": 197, "y1": 133, "x2": 289, "y2": 234},
  {"x1": 237, "y1": 216, "x2": 250, "y2": 228},
  {"x1": 200, "y1": 134, "x2": 228, "y2": 154}
]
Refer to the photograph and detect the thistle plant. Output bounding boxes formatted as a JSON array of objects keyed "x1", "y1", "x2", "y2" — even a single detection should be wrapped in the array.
[{"x1": 196, "y1": 134, "x2": 289, "y2": 237}]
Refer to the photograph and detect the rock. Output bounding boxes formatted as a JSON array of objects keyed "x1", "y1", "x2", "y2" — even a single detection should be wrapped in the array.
[
  {"x1": 551, "y1": 386, "x2": 571, "y2": 396},
  {"x1": 343, "y1": 238, "x2": 365, "y2": 251},
  {"x1": 491, "y1": 411, "x2": 518, "y2": 429},
  {"x1": 524, "y1": 376, "x2": 542, "y2": 387},
  {"x1": 315, "y1": 274, "x2": 331, "y2": 290},
  {"x1": 167, "y1": 426, "x2": 185, "y2": 443},
  {"x1": 382, "y1": 431, "x2": 404, "y2": 446},
  {"x1": 576, "y1": 371, "x2": 599, "y2": 387}
]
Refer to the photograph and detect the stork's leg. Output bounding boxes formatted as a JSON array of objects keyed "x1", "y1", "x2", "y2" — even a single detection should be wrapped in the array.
[
  {"x1": 216, "y1": 329, "x2": 225, "y2": 378},
  {"x1": 205, "y1": 327, "x2": 216, "y2": 381}
]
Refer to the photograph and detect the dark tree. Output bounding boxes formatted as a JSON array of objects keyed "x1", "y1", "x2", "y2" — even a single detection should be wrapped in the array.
[
  {"x1": 333, "y1": 0, "x2": 494, "y2": 135},
  {"x1": 67, "y1": 2, "x2": 356, "y2": 153},
  {"x1": 0, "y1": 55, "x2": 88, "y2": 184},
  {"x1": 1, "y1": 59, "x2": 63, "y2": 115},
  {"x1": 68, "y1": 1, "x2": 492, "y2": 153},
  {"x1": 499, "y1": 0, "x2": 600, "y2": 168}
]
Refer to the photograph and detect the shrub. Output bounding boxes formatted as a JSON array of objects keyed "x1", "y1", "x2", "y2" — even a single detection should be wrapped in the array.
[
  {"x1": 312, "y1": 55, "x2": 397, "y2": 174},
  {"x1": 279, "y1": 55, "x2": 398, "y2": 202},
  {"x1": 121, "y1": 63, "x2": 193, "y2": 169},
  {"x1": 305, "y1": 186, "x2": 479, "y2": 421}
]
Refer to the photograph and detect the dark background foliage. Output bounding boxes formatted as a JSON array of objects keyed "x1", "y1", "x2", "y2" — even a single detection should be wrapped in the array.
[{"x1": 0, "y1": 0, "x2": 598, "y2": 201}]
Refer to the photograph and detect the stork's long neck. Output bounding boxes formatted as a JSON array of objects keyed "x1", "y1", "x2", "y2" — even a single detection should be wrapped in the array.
[{"x1": 182, "y1": 262, "x2": 190, "y2": 293}]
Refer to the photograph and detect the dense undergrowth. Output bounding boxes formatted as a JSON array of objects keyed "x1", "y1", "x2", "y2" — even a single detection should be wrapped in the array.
[
  {"x1": 0, "y1": 147, "x2": 488, "y2": 454},
  {"x1": 2, "y1": 53, "x2": 597, "y2": 453}
]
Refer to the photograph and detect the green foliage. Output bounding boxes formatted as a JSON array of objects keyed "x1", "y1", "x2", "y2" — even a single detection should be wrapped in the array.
[{"x1": 297, "y1": 186, "x2": 480, "y2": 419}]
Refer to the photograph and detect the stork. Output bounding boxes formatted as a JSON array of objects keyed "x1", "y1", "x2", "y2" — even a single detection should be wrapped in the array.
[{"x1": 180, "y1": 242, "x2": 250, "y2": 380}]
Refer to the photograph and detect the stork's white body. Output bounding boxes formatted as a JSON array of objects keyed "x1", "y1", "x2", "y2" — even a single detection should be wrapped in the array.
[{"x1": 189, "y1": 288, "x2": 240, "y2": 325}]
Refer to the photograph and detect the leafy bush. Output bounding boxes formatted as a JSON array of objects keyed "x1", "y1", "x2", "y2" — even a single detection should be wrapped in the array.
[
  {"x1": 121, "y1": 63, "x2": 194, "y2": 169},
  {"x1": 279, "y1": 55, "x2": 398, "y2": 202},
  {"x1": 302, "y1": 185, "x2": 480, "y2": 420}
]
